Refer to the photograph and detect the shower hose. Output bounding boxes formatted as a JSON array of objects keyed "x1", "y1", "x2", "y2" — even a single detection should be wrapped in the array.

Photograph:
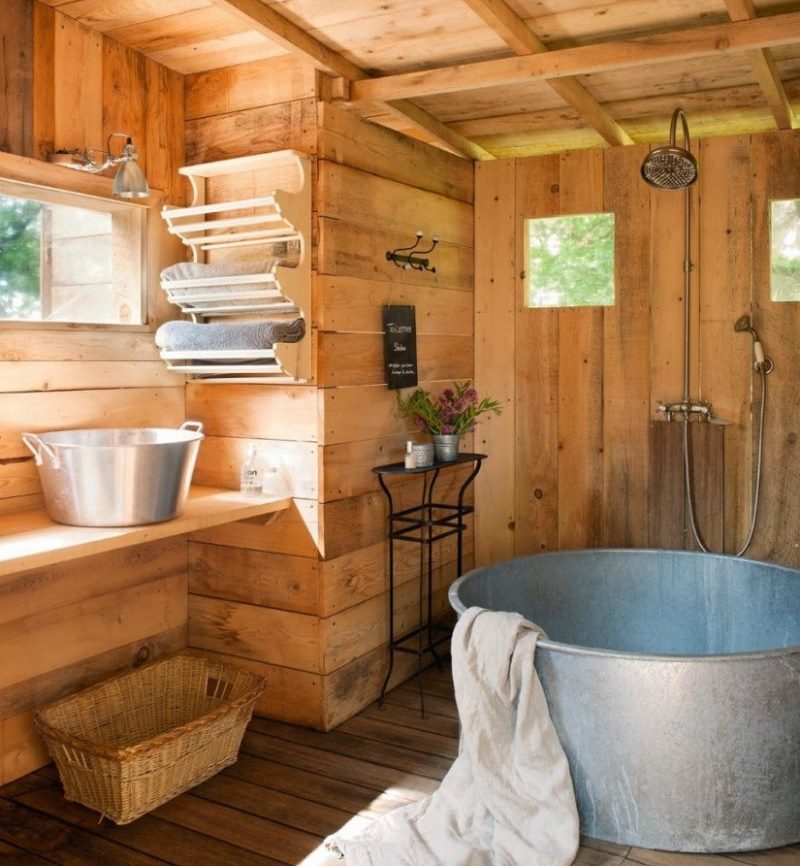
[{"x1": 683, "y1": 363, "x2": 769, "y2": 557}]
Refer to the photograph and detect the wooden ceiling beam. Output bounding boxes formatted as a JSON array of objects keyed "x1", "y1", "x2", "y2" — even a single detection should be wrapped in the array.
[
  {"x1": 723, "y1": 0, "x2": 796, "y2": 129},
  {"x1": 210, "y1": 0, "x2": 494, "y2": 160},
  {"x1": 210, "y1": 0, "x2": 366, "y2": 81},
  {"x1": 339, "y1": 11, "x2": 800, "y2": 104},
  {"x1": 382, "y1": 99, "x2": 495, "y2": 160},
  {"x1": 459, "y1": 0, "x2": 632, "y2": 146}
]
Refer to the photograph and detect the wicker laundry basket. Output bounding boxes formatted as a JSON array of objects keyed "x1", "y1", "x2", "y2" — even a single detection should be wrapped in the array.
[{"x1": 35, "y1": 652, "x2": 265, "y2": 824}]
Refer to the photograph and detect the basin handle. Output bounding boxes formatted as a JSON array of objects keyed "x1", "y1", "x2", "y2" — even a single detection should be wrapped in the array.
[
  {"x1": 21, "y1": 433, "x2": 61, "y2": 470},
  {"x1": 180, "y1": 421, "x2": 204, "y2": 435}
]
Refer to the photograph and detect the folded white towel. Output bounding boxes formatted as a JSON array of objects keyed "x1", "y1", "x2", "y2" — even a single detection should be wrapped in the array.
[{"x1": 325, "y1": 607, "x2": 579, "y2": 866}]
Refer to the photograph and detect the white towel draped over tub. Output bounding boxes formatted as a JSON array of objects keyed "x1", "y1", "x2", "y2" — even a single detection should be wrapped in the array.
[{"x1": 325, "y1": 607, "x2": 579, "y2": 866}]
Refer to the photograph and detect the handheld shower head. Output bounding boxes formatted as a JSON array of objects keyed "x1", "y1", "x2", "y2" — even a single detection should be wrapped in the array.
[
  {"x1": 641, "y1": 108, "x2": 698, "y2": 190},
  {"x1": 734, "y1": 313, "x2": 774, "y2": 373}
]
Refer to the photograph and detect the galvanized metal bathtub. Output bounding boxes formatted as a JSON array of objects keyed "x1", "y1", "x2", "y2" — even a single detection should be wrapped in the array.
[{"x1": 448, "y1": 548, "x2": 800, "y2": 853}]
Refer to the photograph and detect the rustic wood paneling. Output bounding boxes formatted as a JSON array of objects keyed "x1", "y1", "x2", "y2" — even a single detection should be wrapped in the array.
[
  {"x1": 315, "y1": 276, "x2": 473, "y2": 336},
  {"x1": 101, "y1": 36, "x2": 146, "y2": 167},
  {"x1": 198, "y1": 649, "x2": 324, "y2": 729},
  {"x1": 320, "y1": 435, "x2": 407, "y2": 503},
  {"x1": 52, "y1": 12, "x2": 103, "y2": 152},
  {"x1": 0, "y1": 360, "x2": 177, "y2": 392},
  {"x1": 319, "y1": 530, "x2": 471, "y2": 617},
  {"x1": 186, "y1": 383, "x2": 318, "y2": 442},
  {"x1": 473, "y1": 159, "x2": 516, "y2": 565},
  {"x1": 144, "y1": 55, "x2": 185, "y2": 205},
  {"x1": 697, "y1": 135, "x2": 752, "y2": 551},
  {"x1": 193, "y1": 436, "x2": 318, "y2": 500},
  {"x1": 318, "y1": 333, "x2": 472, "y2": 388},
  {"x1": 0, "y1": 0, "x2": 34, "y2": 156},
  {"x1": 687, "y1": 423, "x2": 725, "y2": 553},
  {"x1": 185, "y1": 56, "x2": 317, "y2": 121},
  {"x1": 556, "y1": 150, "x2": 604, "y2": 550},
  {"x1": 189, "y1": 542, "x2": 320, "y2": 615},
  {"x1": 601, "y1": 144, "x2": 651, "y2": 547},
  {"x1": 0, "y1": 573, "x2": 187, "y2": 691},
  {"x1": 749, "y1": 129, "x2": 800, "y2": 565},
  {"x1": 318, "y1": 102, "x2": 474, "y2": 204},
  {"x1": 188, "y1": 595, "x2": 320, "y2": 672},
  {"x1": 650, "y1": 180, "x2": 692, "y2": 422},
  {"x1": 190, "y1": 499, "x2": 320, "y2": 559},
  {"x1": 513, "y1": 156, "x2": 560, "y2": 556},
  {"x1": 318, "y1": 218, "x2": 473, "y2": 291},
  {"x1": 318, "y1": 161, "x2": 473, "y2": 248},
  {"x1": 476, "y1": 130, "x2": 800, "y2": 567},
  {"x1": 184, "y1": 98, "x2": 317, "y2": 164},
  {"x1": 648, "y1": 421, "x2": 686, "y2": 550},
  {"x1": 0, "y1": 12, "x2": 191, "y2": 789},
  {"x1": 32, "y1": 1, "x2": 55, "y2": 159}
]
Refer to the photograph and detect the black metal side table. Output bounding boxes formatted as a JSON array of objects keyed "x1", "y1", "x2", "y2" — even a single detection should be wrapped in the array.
[{"x1": 373, "y1": 452, "x2": 486, "y2": 715}]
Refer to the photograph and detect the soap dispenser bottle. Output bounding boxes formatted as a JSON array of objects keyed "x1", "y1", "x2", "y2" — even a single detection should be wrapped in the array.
[{"x1": 240, "y1": 445, "x2": 263, "y2": 496}]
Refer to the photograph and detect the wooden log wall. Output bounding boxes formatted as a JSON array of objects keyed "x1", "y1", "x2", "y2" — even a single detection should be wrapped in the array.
[
  {"x1": 475, "y1": 131, "x2": 800, "y2": 569},
  {"x1": 181, "y1": 55, "x2": 475, "y2": 728},
  {"x1": 0, "y1": 0, "x2": 187, "y2": 783}
]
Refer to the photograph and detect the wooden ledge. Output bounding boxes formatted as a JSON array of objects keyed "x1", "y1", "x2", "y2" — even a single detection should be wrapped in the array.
[{"x1": 0, "y1": 486, "x2": 292, "y2": 578}]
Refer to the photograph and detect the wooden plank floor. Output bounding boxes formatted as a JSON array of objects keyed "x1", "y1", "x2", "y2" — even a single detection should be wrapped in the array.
[{"x1": 0, "y1": 665, "x2": 797, "y2": 865}]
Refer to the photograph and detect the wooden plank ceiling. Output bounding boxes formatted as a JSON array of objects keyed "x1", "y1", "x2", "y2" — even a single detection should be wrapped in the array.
[{"x1": 42, "y1": 0, "x2": 800, "y2": 158}]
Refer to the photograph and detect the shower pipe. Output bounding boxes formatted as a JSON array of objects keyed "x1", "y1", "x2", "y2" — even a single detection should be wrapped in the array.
[{"x1": 642, "y1": 108, "x2": 773, "y2": 557}]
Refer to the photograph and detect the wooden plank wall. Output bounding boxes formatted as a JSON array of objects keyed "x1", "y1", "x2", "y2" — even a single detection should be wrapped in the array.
[
  {"x1": 475, "y1": 131, "x2": 800, "y2": 569},
  {"x1": 0, "y1": 0, "x2": 187, "y2": 783},
  {"x1": 315, "y1": 102, "x2": 474, "y2": 728},
  {"x1": 180, "y1": 57, "x2": 475, "y2": 728},
  {"x1": 180, "y1": 56, "x2": 325, "y2": 728}
]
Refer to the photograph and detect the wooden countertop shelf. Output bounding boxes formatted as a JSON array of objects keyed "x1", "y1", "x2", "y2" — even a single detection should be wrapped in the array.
[{"x1": 0, "y1": 486, "x2": 291, "y2": 579}]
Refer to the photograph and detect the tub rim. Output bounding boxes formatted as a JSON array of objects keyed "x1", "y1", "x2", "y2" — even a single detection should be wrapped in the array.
[{"x1": 448, "y1": 547, "x2": 800, "y2": 663}]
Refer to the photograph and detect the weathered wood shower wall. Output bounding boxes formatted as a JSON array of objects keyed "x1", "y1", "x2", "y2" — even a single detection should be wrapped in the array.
[{"x1": 475, "y1": 132, "x2": 800, "y2": 569}]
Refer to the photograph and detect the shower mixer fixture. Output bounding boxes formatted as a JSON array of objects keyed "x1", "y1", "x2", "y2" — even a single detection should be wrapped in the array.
[{"x1": 656, "y1": 400, "x2": 712, "y2": 423}]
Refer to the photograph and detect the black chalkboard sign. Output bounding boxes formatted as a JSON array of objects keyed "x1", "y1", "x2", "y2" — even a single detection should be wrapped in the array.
[{"x1": 383, "y1": 305, "x2": 418, "y2": 390}]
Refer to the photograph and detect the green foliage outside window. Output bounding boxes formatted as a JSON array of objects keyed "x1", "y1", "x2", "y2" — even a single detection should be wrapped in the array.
[
  {"x1": 0, "y1": 194, "x2": 43, "y2": 319},
  {"x1": 770, "y1": 199, "x2": 800, "y2": 302},
  {"x1": 525, "y1": 212, "x2": 615, "y2": 308}
]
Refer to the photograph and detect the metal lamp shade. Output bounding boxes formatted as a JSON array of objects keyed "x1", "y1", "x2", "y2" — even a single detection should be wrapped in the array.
[{"x1": 113, "y1": 158, "x2": 149, "y2": 199}]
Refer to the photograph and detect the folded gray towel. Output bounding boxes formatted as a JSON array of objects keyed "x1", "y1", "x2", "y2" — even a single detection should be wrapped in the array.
[{"x1": 155, "y1": 318, "x2": 305, "y2": 352}]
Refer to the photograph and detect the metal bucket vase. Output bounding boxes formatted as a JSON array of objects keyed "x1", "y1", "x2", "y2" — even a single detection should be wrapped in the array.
[{"x1": 433, "y1": 433, "x2": 460, "y2": 462}]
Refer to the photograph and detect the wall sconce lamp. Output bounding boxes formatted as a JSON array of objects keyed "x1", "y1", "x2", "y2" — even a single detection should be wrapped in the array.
[{"x1": 48, "y1": 132, "x2": 149, "y2": 199}]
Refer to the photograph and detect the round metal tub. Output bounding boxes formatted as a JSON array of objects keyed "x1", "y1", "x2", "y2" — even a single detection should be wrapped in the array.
[
  {"x1": 449, "y1": 548, "x2": 800, "y2": 852},
  {"x1": 22, "y1": 422, "x2": 204, "y2": 527}
]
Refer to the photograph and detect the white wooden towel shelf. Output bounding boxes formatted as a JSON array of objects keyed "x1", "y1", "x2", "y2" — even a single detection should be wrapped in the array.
[{"x1": 160, "y1": 150, "x2": 311, "y2": 382}]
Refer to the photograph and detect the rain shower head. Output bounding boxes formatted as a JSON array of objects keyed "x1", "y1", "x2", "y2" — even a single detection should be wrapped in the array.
[{"x1": 641, "y1": 108, "x2": 698, "y2": 190}]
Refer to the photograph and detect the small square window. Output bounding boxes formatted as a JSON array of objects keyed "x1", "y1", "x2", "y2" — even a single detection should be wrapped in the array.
[
  {"x1": 524, "y1": 213, "x2": 615, "y2": 308},
  {"x1": 0, "y1": 180, "x2": 145, "y2": 324},
  {"x1": 770, "y1": 199, "x2": 800, "y2": 302}
]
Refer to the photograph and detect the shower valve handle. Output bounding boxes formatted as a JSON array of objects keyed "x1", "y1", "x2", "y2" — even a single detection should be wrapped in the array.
[{"x1": 657, "y1": 400, "x2": 713, "y2": 422}]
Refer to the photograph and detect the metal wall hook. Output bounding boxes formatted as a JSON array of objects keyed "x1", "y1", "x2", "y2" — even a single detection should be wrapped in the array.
[{"x1": 386, "y1": 231, "x2": 439, "y2": 272}]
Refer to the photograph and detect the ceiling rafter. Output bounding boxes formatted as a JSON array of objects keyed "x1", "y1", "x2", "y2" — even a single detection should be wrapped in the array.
[
  {"x1": 335, "y1": 11, "x2": 800, "y2": 105},
  {"x1": 723, "y1": 0, "x2": 797, "y2": 129},
  {"x1": 459, "y1": 0, "x2": 632, "y2": 146},
  {"x1": 210, "y1": 0, "x2": 495, "y2": 160}
]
